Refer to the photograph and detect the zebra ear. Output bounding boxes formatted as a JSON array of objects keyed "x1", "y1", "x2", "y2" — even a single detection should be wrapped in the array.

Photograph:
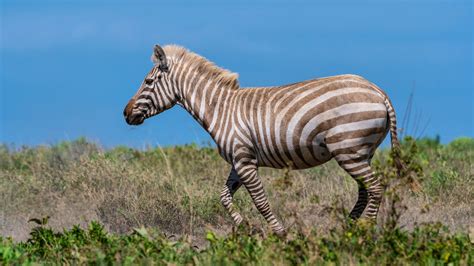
[{"x1": 152, "y1": 44, "x2": 169, "y2": 73}]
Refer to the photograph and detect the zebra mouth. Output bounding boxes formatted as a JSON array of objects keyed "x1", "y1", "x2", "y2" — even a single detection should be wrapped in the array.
[{"x1": 125, "y1": 112, "x2": 145, "y2": 125}]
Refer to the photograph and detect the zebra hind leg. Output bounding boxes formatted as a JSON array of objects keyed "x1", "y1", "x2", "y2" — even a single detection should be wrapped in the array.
[
  {"x1": 220, "y1": 168, "x2": 244, "y2": 225},
  {"x1": 337, "y1": 159, "x2": 383, "y2": 221},
  {"x1": 350, "y1": 180, "x2": 369, "y2": 219}
]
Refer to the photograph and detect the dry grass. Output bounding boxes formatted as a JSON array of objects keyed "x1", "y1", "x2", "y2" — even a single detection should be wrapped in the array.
[{"x1": 1, "y1": 137, "x2": 473, "y2": 245}]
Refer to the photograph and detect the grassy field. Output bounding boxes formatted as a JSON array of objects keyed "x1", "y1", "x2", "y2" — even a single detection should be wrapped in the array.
[{"x1": 0, "y1": 137, "x2": 473, "y2": 264}]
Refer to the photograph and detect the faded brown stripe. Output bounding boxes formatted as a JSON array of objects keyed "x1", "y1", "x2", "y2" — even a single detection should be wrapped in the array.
[
  {"x1": 331, "y1": 143, "x2": 374, "y2": 156},
  {"x1": 337, "y1": 156, "x2": 370, "y2": 165},
  {"x1": 345, "y1": 163, "x2": 370, "y2": 173},
  {"x1": 325, "y1": 127, "x2": 387, "y2": 144}
]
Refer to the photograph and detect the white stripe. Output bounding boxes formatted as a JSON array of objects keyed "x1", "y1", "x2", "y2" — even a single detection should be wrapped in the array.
[
  {"x1": 198, "y1": 79, "x2": 214, "y2": 120},
  {"x1": 334, "y1": 147, "x2": 372, "y2": 161},
  {"x1": 327, "y1": 133, "x2": 383, "y2": 150},
  {"x1": 324, "y1": 118, "x2": 387, "y2": 138},
  {"x1": 348, "y1": 166, "x2": 371, "y2": 175},
  {"x1": 208, "y1": 88, "x2": 229, "y2": 133},
  {"x1": 342, "y1": 161, "x2": 368, "y2": 170}
]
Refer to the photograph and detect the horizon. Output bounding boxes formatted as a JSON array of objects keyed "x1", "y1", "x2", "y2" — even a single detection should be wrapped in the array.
[
  {"x1": 1, "y1": 135, "x2": 471, "y2": 152},
  {"x1": 1, "y1": 0, "x2": 473, "y2": 148}
]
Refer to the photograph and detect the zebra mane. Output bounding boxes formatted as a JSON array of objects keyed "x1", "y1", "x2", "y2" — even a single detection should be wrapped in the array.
[{"x1": 159, "y1": 45, "x2": 239, "y2": 90}]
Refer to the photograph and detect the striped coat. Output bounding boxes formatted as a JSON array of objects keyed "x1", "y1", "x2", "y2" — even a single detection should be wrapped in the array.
[{"x1": 124, "y1": 45, "x2": 402, "y2": 235}]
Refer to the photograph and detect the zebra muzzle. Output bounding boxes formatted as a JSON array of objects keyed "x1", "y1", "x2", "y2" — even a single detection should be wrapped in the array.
[
  {"x1": 125, "y1": 112, "x2": 145, "y2": 125},
  {"x1": 124, "y1": 99, "x2": 145, "y2": 125}
]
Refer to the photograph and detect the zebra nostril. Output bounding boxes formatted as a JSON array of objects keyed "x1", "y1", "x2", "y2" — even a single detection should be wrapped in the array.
[{"x1": 124, "y1": 112, "x2": 145, "y2": 125}]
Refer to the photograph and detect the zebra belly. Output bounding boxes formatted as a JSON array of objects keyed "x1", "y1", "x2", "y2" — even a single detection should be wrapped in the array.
[{"x1": 254, "y1": 136, "x2": 332, "y2": 169}]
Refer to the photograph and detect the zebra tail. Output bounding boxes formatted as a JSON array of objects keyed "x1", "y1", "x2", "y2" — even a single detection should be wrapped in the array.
[{"x1": 383, "y1": 98, "x2": 422, "y2": 192}]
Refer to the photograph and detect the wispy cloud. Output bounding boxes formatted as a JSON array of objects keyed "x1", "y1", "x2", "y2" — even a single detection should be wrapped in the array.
[{"x1": 2, "y1": 9, "x2": 142, "y2": 51}]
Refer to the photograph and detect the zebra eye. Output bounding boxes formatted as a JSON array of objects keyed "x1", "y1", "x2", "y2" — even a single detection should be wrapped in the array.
[{"x1": 145, "y1": 78, "x2": 154, "y2": 85}]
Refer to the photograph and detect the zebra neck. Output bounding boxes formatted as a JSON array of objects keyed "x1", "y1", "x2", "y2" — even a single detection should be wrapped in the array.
[
  {"x1": 168, "y1": 55, "x2": 239, "y2": 147},
  {"x1": 177, "y1": 76, "x2": 236, "y2": 143}
]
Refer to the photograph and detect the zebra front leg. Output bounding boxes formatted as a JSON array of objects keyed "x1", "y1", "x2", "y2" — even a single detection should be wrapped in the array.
[
  {"x1": 220, "y1": 168, "x2": 244, "y2": 225},
  {"x1": 234, "y1": 161, "x2": 285, "y2": 236}
]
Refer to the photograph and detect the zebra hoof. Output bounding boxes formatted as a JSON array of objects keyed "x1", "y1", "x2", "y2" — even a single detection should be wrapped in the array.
[
  {"x1": 232, "y1": 219, "x2": 251, "y2": 235},
  {"x1": 273, "y1": 228, "x2": 288, "y2": 239},
  {"x1": 349, "y1": 212, "x2": 363, "y2": 220},
  {"x1": 355, "y1": 218, "x2": 376, "y2": 228}
]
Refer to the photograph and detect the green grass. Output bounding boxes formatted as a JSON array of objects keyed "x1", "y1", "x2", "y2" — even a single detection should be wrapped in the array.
[{"x1": 0, "y1": 137, "x2": 473, "y2": 264}]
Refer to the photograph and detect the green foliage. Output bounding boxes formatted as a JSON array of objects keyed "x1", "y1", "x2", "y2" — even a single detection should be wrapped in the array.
[
  {"x1": 446, "y1": 137, "x2": 474, "y2": 152},
  {"x1": 1, "y1": 221, "x2": 472, "y2": 264},
  {"x1": 1, "y1": 221, "x2": 198, "y2": 264}
]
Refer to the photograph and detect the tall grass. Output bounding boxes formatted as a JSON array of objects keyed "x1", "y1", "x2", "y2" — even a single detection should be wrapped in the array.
[{"x1": 0, "y1": 137, "x2": 473, "y2": 263}]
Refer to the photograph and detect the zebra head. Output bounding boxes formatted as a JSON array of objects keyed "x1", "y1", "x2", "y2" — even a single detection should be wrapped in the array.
[{"x1": 124, "y1": 44, "x2": 176, "y2": 125}]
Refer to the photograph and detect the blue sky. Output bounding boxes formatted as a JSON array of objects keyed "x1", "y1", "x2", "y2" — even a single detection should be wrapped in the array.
[{"x1": 1, "y1": 0, "x2": 472, "y2": 148}]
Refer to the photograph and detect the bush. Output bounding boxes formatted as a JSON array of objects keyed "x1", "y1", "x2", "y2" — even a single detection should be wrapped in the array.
[{"x1": 1, "y1": 221, "x2": 472, "y2": 264}]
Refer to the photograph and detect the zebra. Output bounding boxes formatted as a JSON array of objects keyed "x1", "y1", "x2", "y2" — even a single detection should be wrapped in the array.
[{"x1": 123, "y1": 44, "x2": 404, "y2": 235}]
